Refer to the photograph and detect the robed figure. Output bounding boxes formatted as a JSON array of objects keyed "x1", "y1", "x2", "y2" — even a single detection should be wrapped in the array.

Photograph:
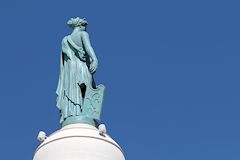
[{"x1": 56, "y1": 17, "x2": 103, "y2": 125}]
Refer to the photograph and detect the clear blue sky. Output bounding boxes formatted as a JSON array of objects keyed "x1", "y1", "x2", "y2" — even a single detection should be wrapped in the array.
[{"x1": 0, "y1": 0, "x2": 239, "y2": 159}]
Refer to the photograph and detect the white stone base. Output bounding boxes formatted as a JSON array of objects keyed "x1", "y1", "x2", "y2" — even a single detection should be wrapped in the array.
[{"x1": 33, "y1": 124, "x2": 125, "y2": 160}]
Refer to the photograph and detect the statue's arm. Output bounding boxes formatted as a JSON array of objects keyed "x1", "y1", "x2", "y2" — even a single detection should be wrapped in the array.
[
  {"x1": 61, "y1": 37, "x2": 72, "y2": 60},
  {"x1": 82, "y1": 31, "x2": 98, "y2": 73}
]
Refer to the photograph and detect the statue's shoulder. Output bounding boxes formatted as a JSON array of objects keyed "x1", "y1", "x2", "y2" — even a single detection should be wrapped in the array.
[
  {"x1": 81, "y1": 31, "x2": 88, "y2": 36},
  {"x1": 61, "y1": 36, "x2": 71, "y2": 46},
  {"x1": 62, "y1": 36, "x2": 68, "y2": 43},
  {"x1": 80, "y1": 31, "x2": 90, "y2": 41}
]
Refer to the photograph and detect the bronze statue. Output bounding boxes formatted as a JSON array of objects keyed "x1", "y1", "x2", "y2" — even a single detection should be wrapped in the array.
[{"x1": 56, "y1": 17, "x2": 105, "y2": 127}]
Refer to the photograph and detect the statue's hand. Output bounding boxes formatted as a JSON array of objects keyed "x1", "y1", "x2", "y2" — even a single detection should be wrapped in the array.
[{"x1": 89, "y1": 60, "x2": 98, "y2": 74}]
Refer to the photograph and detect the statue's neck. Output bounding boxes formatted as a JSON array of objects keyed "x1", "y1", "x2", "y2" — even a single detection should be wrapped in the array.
[
  {"x1": 72, "y1": 28, "x2": 79, "y2": 34},
  {"x1": 73, "y1": 27, "x2": 85, "y2": 33},
  {"x1": 71, "y1": 27, "x2": 86, "y2": 38}
]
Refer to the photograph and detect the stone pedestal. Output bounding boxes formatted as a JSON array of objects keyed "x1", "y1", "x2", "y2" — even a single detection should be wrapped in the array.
[{"x1": 33, "y1": 124, "x2": 125, "y2": 160}]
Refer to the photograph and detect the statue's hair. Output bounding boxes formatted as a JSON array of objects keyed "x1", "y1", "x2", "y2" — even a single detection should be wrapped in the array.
[{"x1": 67, "y1": 17, "x2": 88, "y2": 28}]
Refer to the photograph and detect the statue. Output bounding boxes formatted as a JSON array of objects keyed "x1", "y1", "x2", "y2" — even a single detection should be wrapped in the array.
[{"x1": 56, "y1": 17, "x2": 105, "y2": 127}]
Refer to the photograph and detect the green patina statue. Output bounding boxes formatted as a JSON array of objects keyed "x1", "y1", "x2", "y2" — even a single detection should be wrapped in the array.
[{"x1": 56, "y1": 17, "x2": 105, "y2": 127}]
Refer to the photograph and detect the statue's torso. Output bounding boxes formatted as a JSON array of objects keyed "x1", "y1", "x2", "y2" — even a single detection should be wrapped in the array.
[{"x1": 70, "y1": 31, "x2": 83, "y2": 47}]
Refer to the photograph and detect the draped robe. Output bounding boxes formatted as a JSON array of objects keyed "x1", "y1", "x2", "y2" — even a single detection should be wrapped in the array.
[{"x1": 56, "y1": 35, "x2": 92, "y2": 123}]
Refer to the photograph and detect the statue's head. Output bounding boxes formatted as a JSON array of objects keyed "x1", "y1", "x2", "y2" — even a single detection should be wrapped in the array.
[{"x1": 67, "y1": 17, "x2": 88, "y2": 30}]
